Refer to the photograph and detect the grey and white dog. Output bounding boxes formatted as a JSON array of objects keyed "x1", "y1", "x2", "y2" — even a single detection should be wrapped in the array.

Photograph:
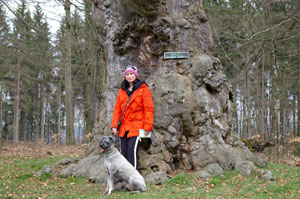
[{"x1": 98, "y1": 136, "x2": 147, "y2": 195}]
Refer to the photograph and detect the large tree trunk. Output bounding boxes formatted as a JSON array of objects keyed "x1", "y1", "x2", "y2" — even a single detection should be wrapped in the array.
[
  {"x1": 61, "y1": 0, "x2": 268, "y2": 181},
  {"x1": 93, "y1": 0, "x2": 267, "y2": 171}
]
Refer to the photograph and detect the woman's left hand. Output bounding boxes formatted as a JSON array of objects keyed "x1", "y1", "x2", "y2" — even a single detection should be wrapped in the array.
[{"x1": 144, "y1": 131, "x2": 150, "y2": 135}]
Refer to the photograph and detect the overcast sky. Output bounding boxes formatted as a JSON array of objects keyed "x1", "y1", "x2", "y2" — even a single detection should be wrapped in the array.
[{"x1": 4, "y1": 0, "x2": 65, "y2": 36}]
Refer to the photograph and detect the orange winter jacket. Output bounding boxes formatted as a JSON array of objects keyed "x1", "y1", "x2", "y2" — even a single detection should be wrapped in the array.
[{"x1": 111, "y1": 82, "x2": 154, "y2": 138}]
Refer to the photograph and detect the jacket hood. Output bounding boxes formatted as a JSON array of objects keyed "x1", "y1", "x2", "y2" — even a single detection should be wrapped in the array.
[{"x1": 126, "y1": 80, "x2": 147, "y2": 96}]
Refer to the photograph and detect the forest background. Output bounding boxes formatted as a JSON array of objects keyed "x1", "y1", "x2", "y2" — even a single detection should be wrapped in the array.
[{"x1": 0, "y1": 0, "x2": 299, "y2": 157}]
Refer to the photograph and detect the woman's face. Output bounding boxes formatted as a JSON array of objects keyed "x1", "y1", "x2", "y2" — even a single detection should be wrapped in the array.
[{"x1": 125, "y1": 72, "x2": 137, "y2": 84}]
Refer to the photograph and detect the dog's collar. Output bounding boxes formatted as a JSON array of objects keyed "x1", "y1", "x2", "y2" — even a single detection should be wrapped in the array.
[{"x1": 104, "y1": 147, "x2": 118, "y2": 157}]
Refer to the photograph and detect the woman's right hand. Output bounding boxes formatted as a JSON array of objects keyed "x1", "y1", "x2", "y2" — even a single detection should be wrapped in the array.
[{"x1": 112, "y1": 128, "x2": 118, "y2": 135}]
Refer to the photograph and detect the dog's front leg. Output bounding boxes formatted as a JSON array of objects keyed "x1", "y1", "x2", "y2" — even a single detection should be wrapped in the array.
[{"x1": 104, "y1": 171, "x2": 114, "y2": 195}]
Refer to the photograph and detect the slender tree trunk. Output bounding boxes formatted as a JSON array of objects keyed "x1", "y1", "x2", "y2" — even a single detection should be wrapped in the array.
[
  {"x1": 20, "y1": 110, "x2": 26, "y2": 141},
  {"x1": 297, "y1": 39, "x2": 300, "y2": 137},
  {"x1": 279, "y1": 87, "x2": 285, "y2": 150},
  {"x1": 270, "y1": 41, "x2": 277, "y2": 143},
  {"x1": 295, "y1": 91, "x2": 300, "y2": 137},
  {"x1": 255, "y1": 61, "x2": 260, "y2": 136},
  {"x1": 292, "y1": 95, "x2": 296, "y2": 136},
  {"x1": 245, "y1": 0, "x2": 252, "y2": 138},
  {"x1": 13, "y1": 62, "x2": 21, "y2": 141},
  {"x1": 242, "y1": 93, "x2": 247, "y2": 138},
  {"x1": 232, "y1": 80, "x2": 238, "y2": 134},
  {"x1": 44, "y1": 97, "x2": 48, "y2": 143},
  {"x1": 239, "y1": 88, "x2": 243, "y2": 137},
  {"x1": 84, "y1": 0, "x2": 94, "y2": 138},
  {"x1": 33, "y1": 90, "x2": 39, "y2": 141},
  {"x1": 57, "y1": 76, "x2": 62, "y2": 144},
  {"x1": 65, "y1": 0, "x2": 75, "y2": 145},
  {"x1": 246, "y1": 67, "x2": 251, "y2": 137},
  {"x1": 85, "y1": 82, "x2": 94, "y2": 135},
  {"x1": 40, "y1": 83, "x2": 45, "y2": 142},
  {"x1": 260, "y1": 43, "x2": 265, "y2": 140},
  {"x1": 0, "y1": 91, "x2": 2, "y2": 141}
]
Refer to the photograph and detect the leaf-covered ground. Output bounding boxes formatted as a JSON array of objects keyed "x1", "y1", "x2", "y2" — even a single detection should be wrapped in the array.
[{"x1": 0, "y1": 143, "x2": 300, "y2": 199}]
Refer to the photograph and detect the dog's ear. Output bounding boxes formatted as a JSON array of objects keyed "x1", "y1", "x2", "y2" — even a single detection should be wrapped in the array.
[{"x1": 109, "y1": 136, "x2": 116, "y2": 143}]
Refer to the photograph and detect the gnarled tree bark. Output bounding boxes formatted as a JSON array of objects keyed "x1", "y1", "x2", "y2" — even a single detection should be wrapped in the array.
[{"x1": 60, "y1": 0, "x2": 269, "y2": 182}]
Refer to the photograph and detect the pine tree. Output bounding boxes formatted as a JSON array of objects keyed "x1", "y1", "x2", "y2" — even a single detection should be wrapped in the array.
[
  {"x1": 11, "y1": 0, "x2": 33, "y2": 141},
  {"x1": 0, "y1": 2, "x2": 10, "y2": 141},
  {"x1": 31, "y1": 3, "x2": 53, "y2": 142}
]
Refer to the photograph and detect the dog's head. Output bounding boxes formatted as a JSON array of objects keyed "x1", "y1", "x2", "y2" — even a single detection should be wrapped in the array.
[{"x1": 98, "y1": 136, "x2": 116, "y2": 153}]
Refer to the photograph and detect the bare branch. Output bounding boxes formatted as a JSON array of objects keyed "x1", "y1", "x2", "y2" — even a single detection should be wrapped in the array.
[
  {"x1": 233, "y1": 17, "x2": 294, "y2": 41},
  {"x1": 214, "y1": 29, "x2": 241, "y2": 71}
]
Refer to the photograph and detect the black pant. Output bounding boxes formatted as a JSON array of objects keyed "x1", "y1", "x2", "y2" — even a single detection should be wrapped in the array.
[{"x1": 120, "y1": 131, "x2": 140, "y2": 169}]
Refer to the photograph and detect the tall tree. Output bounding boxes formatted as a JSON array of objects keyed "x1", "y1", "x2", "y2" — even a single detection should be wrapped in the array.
[
  {"x1": 83, "y1": 0, "x2": 97, "y2": 139},
  {"x1": 0, "y1": 88, "x2": 1, "y2": 140},
  {"x1": 31, "y1": 3, "x2": 52, "y2": 142},
  {"x1": 68, "y1": 4, "x2": 104, "y2": 143},
  {"x1": 298, "y1": 39, "x2": 300, "y2": 137},
  {"x1": 0, "y1": 2, "x2": 10, "y2": 141},
  {"x1": 11, "y1": 0, "x2": 32, "y2": 141},
  {"x1": 64, "y1": 0, "x2": 75, "y2": 145}
]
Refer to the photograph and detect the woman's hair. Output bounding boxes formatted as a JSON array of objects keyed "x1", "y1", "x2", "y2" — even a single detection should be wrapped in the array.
[{"x1": 121, "y1": 78, "x2": 140, "y2": 90}]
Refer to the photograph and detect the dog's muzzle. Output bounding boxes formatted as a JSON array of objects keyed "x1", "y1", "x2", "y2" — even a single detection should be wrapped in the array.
[
  {"x1": 98, "y1": 136, "x2": 114, "y2": 153},
  {"x1": 99, "y1": 146, "x2": 105, "y2": 153}
]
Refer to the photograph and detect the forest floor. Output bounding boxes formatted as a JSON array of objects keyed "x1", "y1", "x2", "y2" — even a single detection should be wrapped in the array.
[
  {"x1": 0, "y1": 141, "x2": 300, "y2": 199},
  {"x1": 255, "y1": 146, "x2": 300, "y2": 167},
  {"x1": 0, "y1": 141, "x2": 85, "y2": 159}
]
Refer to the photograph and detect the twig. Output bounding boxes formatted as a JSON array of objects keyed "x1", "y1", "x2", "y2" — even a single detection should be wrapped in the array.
[{"x1": 214, "y1": 29, "x2": 241, "y2": 71}]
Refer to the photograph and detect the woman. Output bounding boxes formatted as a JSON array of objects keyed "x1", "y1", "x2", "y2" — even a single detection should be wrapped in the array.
[{"x1": 111, "y1": 65, "x2": 154, "y2": 169}]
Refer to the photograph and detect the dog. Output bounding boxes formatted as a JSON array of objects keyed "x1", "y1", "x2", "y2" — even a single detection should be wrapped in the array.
[{"x1": 98, "y1": 136, "x2": 147, "y2": 195}]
